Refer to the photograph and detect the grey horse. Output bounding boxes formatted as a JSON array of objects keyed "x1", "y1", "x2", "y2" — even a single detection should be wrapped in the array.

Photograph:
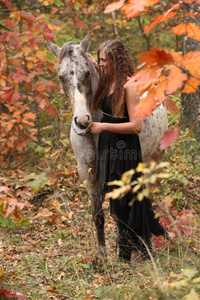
[{"x1": 47, "y1": 32, "x2": 168, "y2": 253}]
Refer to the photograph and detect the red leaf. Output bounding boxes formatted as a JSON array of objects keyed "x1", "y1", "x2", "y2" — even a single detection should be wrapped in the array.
[
  {"x1": 179, "y1": 209, "x2": 195, "y2": 215},
  {"x1": 46, "y1": 104, "x2": 58, "y2": 118},
  {"x1": 12, "y1": 74, "x2": 27, "y2": 83},
  {"x1": 181, "y1": 227, "x2": 192, "y2": 234},
  {"x1": 160, "y1": 216, "x2": 171, "y2": 227},
  {"x1": 104, "y1": 0, "x2": 125, "y2": 13},
  {"x1": 1, "y1": 88, "x2": 13, "y2": 102},
  {"x1": 5, "y1": 18, "x2": 16, "y2": 30},
  {"x1": 18, "y1": 11, "x2": 35, "y2": 20},
  {"x1": 75, "y1": 18, "x2": 87, "y2": 30},
  {"x1": 3, "y1": 0, "x2": 14, "y2": 10},
  {"x1": 160, "y1": 129, "x2": 179, "y2": 150},
  {"x1": 40, "y1": 32, "x2": 54, "y2": 40},
  {"x1": 16, "y1": 67, "x2": 26, "y2": 74},
  {"x1": 153, "y1": 235, "x2": 168, "y2": 248}
]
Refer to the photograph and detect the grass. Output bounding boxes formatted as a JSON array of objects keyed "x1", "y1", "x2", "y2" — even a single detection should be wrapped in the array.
[
  {"x1": 0, "y1": 123, "x2": 200, "y2": 299},
  {"x1": 1, "y1": 182, "x2": 199, "y2": 299}
]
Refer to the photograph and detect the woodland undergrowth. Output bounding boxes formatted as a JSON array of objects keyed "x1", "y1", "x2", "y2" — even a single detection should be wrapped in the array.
[{"x1": 0, "y1": 106, "x2": 200, "y2": 300}]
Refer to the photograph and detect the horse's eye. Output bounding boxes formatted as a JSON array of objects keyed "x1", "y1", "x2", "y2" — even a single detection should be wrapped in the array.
[
  {"x1": 85, "y1": 71, "x2": 90, "y2": 78},
  {"x1": 58, "y1": 75, "x2": 64, "y2": 82}
]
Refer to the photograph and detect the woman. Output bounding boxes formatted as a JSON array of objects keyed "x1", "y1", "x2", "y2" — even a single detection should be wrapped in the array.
[{"x1": 89, "y1": 40, "x2": 169, "y2": 262}]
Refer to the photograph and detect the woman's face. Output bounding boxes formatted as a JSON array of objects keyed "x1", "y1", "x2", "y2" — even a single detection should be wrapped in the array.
[{"x1": 99, "y1": 51, "x2": 108, "y2": 75}]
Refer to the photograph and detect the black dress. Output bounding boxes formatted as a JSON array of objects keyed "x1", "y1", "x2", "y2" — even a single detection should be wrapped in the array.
[{"x1": 96, "y1": 94, "x2": 168, "y2": 260}]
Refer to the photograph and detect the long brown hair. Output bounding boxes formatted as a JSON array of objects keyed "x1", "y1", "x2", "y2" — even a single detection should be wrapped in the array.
[{"x1": 93, "y1": 40, "x2": 135, "y2": 117}]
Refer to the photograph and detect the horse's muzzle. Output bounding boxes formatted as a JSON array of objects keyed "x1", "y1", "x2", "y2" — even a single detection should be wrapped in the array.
[{"x1": 74, "y1": 115, "x2": 91, "y2": 129}]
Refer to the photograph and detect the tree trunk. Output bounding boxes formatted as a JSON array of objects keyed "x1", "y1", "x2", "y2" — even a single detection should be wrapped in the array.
[{"x1": 180, "y1": 4, "x2": 200, "y2": 141}]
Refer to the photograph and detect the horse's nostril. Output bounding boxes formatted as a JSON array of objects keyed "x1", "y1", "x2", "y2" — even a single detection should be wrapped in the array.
[
  {"x1": 86, "y1": 115, "x2": 91, "y2": 124},
  {"x1": 58, "y1": 75, "x2": 64, "y2": 82},
  {"x1": 74, "y1": 117, "x2": 78, "y2": 126}
]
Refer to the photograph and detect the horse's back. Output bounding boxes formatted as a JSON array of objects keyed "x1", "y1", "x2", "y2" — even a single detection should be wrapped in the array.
[{"x1": 139, "y1": 104, "x2": 168, "y2": 163}]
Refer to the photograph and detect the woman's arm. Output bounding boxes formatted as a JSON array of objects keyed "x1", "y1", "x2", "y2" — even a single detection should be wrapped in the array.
[{"x1": 89, "y1": 80, "x2": 142, "y2": 135}]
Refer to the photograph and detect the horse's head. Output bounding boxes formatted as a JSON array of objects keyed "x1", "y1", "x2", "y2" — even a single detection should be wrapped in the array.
[{"x1": 47, "y1": 32, "x2": 98, "y2": 130}]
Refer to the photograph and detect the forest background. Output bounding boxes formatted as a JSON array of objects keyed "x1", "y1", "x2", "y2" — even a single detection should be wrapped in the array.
[{"x1": 0, "y1": 0, "x2": 199, "y2": 299}]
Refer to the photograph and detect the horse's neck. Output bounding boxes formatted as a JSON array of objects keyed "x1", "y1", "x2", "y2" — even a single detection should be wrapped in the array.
[{"x1": 87, "y1": 57, "x2": 100, "y2": 119}]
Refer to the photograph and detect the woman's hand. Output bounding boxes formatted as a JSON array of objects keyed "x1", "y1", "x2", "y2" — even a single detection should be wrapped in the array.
[
  {"x1": 87, "y1": 53, "x2": 99, "y2": 70},
  {"x1": 89, "y1": 122, "x2": 105, "y2": 135}
]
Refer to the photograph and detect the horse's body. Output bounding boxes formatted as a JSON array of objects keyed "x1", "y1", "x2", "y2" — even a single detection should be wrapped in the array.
[{"x1": 47, "y1": 33, "x2": 168, "y2": 253}]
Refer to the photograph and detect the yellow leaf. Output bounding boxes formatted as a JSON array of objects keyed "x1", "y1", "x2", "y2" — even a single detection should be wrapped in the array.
[
  {"x1": 68, "y1": 211, "x2": 73, "y2": 219},
  {"x1": 22, "y1": 47, "x2": 31, "y2": 56},
  {"x1": 27, "y1": 61, "x2": 34, "y2": 69},
  {"x1": 0, "y1": 268, "x2": 5, "y2": 277},
  {"x1": 184, "y1": 288, "x2": 200, "y2": 300},
  {"x1": 43, "y1": 0, "x2": 50, "y2": 6},
  {"x1": 51, "y1": 200, "x2": 61, "y2": 213},
  {"x1": 170, "y1": 279, "x2": 189, "y2": 288},
  {"x1": 36, "y1": 50, "x2": 47, "y2": 58}
]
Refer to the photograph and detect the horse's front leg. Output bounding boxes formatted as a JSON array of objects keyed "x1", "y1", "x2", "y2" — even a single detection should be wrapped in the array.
[
  {"x1": 87, "y1": 169, "x2": 106, "y2": 255},
  {"x1": 78, "y1": 163, "x2": 106, "y2": 255}
]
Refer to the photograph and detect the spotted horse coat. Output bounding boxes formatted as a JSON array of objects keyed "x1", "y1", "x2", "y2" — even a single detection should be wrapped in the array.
[{"x1": 47, "y1": 32, "x2": 168, "y2": 254}]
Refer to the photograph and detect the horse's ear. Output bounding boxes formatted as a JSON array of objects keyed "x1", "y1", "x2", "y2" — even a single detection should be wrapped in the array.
[
  {"x1": 46, "y1": 39, "x2": 61, "y2": 58},
  {"x1": 80, "y1": 31, "x2": 91, "y2": 52}
]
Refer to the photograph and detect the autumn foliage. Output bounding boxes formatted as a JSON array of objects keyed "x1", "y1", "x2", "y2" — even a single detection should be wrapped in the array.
[
  {"x1": 0, "y1": 0, "x2": 199, "y2": 161},
  {"x1": 105, "y1": 0, "x2": 200, "y2": 146},
  {"x1": 0, "y1": 0, "x2": 59, "y2": 163}
]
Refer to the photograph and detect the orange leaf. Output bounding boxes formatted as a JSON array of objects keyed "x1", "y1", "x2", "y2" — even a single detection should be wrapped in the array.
[
  {"x1": 186, "y1": 121, "x2": 197, "y2": 138},
  {"x1": 139, "y1": 47, "x2": 174, "y2": 66},
  {"x1": 47, "y1": 289, "x2": 61, "y2": 295},
  {"x1": 181, "y1": 50, "x2": 200, "y2": 78},
  {"x1": 182, "y1": 77, "x2": 200, "y2": 94},
  {"x1": 104, "y1": 0, "x2": 125, "y2": 13},
  {"x1": 160, "y1": 129, "x2": 179, "y2": 150},
  {"x1": 163, "y1": 196, "x2": 174, "y2": 208},
  {"x1": 172, "y1": 23, "x2": 187, "y2": 35},
  {"x1": 182, "y1": 0, "x2": 197, "y2": 3},
  {"x1": 145, "y1": 11, "x2": 177, "y2": 34},
  {"x1": 122, "y1": 0, "x2": 160, "y2": 19},
  {"x1": 164, "y1": 97, "x2": 179, "y2": 113},
  {"x1": 125, "y1": 65, "x2": 162, "y2": 96},
  {"x1": 187, "y1": 23, "x2": 200, "y2": 42},
  {"x1": 166, "y1": 67, "x2": 187, "y2": 94},
  {"x1": 134, "y1": 88, "x2": 157, "y2": 119}
]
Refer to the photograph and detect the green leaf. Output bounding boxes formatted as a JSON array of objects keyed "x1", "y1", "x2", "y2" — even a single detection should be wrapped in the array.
[
  {"x1": 78, "y1": 263, "x2": 90, "y2": 269},
  {"x1": 19, "y1": 218, "x2": 30, "y2": 226},
  {"x1": 182, "y1": 268, "x2": 198, "y2": 281},
  {"x1": 170, "y1": 279, "x2": 189, "y2": 288},
  {"x1": 184, "y1": 288, "x2": 200, "y2": 300}
]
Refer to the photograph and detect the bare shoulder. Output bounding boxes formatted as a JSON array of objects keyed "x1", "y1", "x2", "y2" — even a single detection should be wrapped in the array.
[{"x1": 125, "y1": 77, "x2": 140, "y2": 104}]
